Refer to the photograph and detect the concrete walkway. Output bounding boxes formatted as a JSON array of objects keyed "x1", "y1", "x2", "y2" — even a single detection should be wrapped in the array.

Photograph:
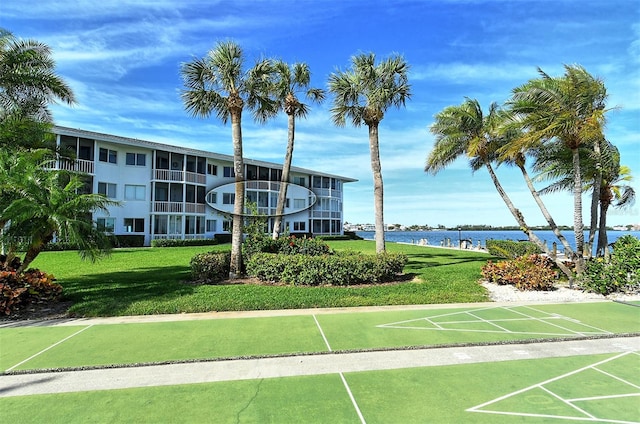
[
  {"x1": 1, "y1": 302, "x2": 638, "y2": 398},
  {"x1": 1, "y1": 336, "x2": 638, "y2": 397}
]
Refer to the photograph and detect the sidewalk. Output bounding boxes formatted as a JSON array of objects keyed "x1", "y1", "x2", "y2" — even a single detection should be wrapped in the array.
[{"x1": 2, "y1": 335, "x2": 638, "y2": 398}]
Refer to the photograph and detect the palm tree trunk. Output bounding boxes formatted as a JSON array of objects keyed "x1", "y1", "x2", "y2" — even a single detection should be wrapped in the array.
[
  {"x1": 368, "y1": 123, "x2": 385, "y2": 253},
  {"x1": 229, "y1": 110, "x2": 245, "y2": 278},
  {"x1": 571, "y1": 148, "x2": 585, "y2": 275},
  {"x1": 485, "y1": 163, "x2": 574, "y2": 282},
  {"x1": 587, "y1": 140, "x2": 602, "y2": 259},
  {"x1": 516, "y1": 163, "x2": 575, "y2": 257},
  {"x1": 596, "y1": 201, "x2": 610, "y2": 258},
  {"x1": 17, "y1": 234, "x2": 54, "y2": 273},
  {"x1": 272, "y1": 113, "x2": 295, "y2": 239}
]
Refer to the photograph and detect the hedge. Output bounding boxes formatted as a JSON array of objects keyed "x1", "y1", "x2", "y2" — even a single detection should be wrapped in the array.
[
  {"x1": 486, "y1": 239, "x2": 541, "y2": 259},
  {"x1": 246, "y1": 251, "x2": 407, "y2": 286}
]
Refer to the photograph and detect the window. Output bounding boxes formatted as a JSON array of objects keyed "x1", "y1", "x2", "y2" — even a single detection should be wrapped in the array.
[
  {"x1": 293, "y1": 221, "x2": 306, "y2": 231},
  {"x1": 96, "y1": 217, "x2": 115, "y2": 233},
  {"x1": 293, "y1": 198, "x2": 306, "y2": 209},
  {"x1": 293, "y1": 176, "x2": 306, "y2": 186},
  {"x1": 98, "y1": 182, "x2": 117, "y2": 198},
  {"x1": 206, "y1": 219, "x2": 217, "y2": 232},
  {"x1": 223, "y1": 193, "x2": 235, "y2": 205},
  {"x1": 222, "y1": 220, "x2": 232, "y2": 232},
  {"x1": 124, "y1": 218, "x2": 145, "y2": 233},
  {"x1": 124, "y1": 185, "x2": 145, "y2": 201},
  {"x1": 206, "y1": 192, "x2": 217, "y2": 204},
  {"x1": 99, "y1": 148, "x2": 117, "y2": 164},
  {"x1": 223, "y1": 166, "x2": 235, "y2": 177},
  {"x1": 126, "y1": 153, "x2": 146, "y2": 166},
  {"x1": 207, "y1": 164, "x2": 218, "y2": 175}
]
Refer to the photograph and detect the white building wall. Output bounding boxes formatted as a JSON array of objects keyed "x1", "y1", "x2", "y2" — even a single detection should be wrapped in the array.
[{"x1": 53, "y1": 126, "x2": 356, "y2": 246}]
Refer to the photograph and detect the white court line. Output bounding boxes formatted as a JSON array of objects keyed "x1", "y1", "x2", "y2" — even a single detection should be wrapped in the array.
[
  {"x1": 521, "y1": 306, "x2": 614, "y2": 334},
  {"x1": 539, "y1": 385, "x2": 596, "y2": 420},
  {"x1": 592, "y1": 367, "x2": 640, "y2": 390},
  {"x1": 568, "y1": 393, "x2": 640, "y2": 403},
  {"x1": 312, "y1": 315, "x2": 332, "y2": 352},
  {"x1": 467, "y1": 351, "x2": 634, "y2": 412},
  {"x1": 466, "y1": 311, "x2": 512, "y2": 332},
  {"x1": 340, "y1": 372, "x2": 366, "y2": 424},
  {"x1": 506, "y1": 306, "x2": 594, "y2": 336},
  {"x1": 6, "y1": 325, "x2": 94, "y2": 372}
]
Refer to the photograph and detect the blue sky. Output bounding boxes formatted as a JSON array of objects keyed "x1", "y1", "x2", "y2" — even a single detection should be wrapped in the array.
[{"x1": 3, "y1": 0, "x2": 639, "y2": 227}]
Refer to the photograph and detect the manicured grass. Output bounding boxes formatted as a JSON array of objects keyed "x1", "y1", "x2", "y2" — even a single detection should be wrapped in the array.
[{"x1": 29, "y1": 241, "x2": 491, "y2": 317}]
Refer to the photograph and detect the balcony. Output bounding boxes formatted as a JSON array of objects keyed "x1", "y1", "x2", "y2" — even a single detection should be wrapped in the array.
[
  {"x1": 153, "y1": 202, "x2": 206, "y2": 214},
  {"x1": 45, "y1": 158, "x2": 94, "y2": 174},
  {"x1": 154, "y1": 169, "x2": 206, "y2": 184}
]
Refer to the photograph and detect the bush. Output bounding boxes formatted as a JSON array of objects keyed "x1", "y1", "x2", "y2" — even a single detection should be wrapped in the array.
[
  {"x1": 242, "y1": 235, "x2": 331, "y2": 259},
  {"x1": 190, "y1": 251, "x2": 231, "y2": 284},
  {"x1": 486, "y1": 239, "x2": 541, "y2": 259},
  {"x1": 0, "y1": 258, "x2": 62, "y2": 315},
  {"x1": 579, "y1": 235, "x2": 640, "y2": 295},
  {"x1": 481, "y1": 254, "x2": 556, "y2": 291},
  {"x1": 246, "y1": 251, "x2": 407, "y2": 286},
  {"x1": 152, "y1": 238, "x2": 219, "y2": 248}
]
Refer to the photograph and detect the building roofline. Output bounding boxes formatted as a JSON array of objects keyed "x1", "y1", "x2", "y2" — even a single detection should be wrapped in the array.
[{"x1": 53, "y1": 125, "x2": 358, "y2": 183}]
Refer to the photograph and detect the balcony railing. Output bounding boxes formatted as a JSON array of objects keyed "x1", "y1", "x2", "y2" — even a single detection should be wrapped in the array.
[
  {"x1": 153, "y1": 201, "x2": 183, "y2": 213},
  {"x1": 154, "y1": 169, "x2": 206, "y2": 184},
  {"x1": 45, "y1": 159, "x2": 94, "y2": 174}
]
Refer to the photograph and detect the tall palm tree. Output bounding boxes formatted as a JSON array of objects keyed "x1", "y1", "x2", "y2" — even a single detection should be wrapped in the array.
[
  {"x1": 0, "y1": 28, "x2": 75, "y2": 124},
  {"x1": 507, "y1": 65, "x2": 608, "y2": 274},
  {"x1": 0, "y1": 150, "x2": 118, "y2": 272},
  {"x1": 534, "y1": 141, "x2": 635, "y2": 257},
  {"x1": 181, "y1": 41, "x2": 276, "y2": 278},
  {"x1": 270, "y1": 60, "x2": 325, "y2": 239},
  {"x1": 426, "y1": 98, "x2": 574, "y2": 279},
  {"x1": 328, "y1": 53, "x2": 411, "y2": 253}
]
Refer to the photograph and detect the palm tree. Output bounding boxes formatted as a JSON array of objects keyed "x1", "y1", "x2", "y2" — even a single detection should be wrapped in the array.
[
  {"x1": 426, "y1": 98, "x2": 574, "y2": 279},
  {"x1": 270, "y1": 60, "x2": 325, "y2": 239},
  {"x1": 534, "y1": 141, "x2": 635, "y2": 257},
  {"x1": 598, "y1": 165, "x2": 635, "y2": 257},
  {"x1": 181, "y1": 41, "x2": 276, "y2": 278},
  {"x1": 328, "y1": 53, "x2": 411, "y2": 253},
  {"x1": 506, "y1": 65, "x2": 608, "y2": 274},
  {"x1": 0, "y1": 28, "x2": 75, "y2": 124},
  {"x1": 0, "y1": 150, "x2": 118, "y2": 272}
]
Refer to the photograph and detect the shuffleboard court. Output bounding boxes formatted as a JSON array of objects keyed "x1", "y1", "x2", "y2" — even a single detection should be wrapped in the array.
[
  {"x1": 1, "y1": 301, "x2": 638, "y2": 372},
  {"x1": 1, "y1": 352, "x2": 637, "y2": 423}
]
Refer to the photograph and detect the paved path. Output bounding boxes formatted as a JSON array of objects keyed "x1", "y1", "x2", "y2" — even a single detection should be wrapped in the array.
[{"x1": 1, "y1": 302, "x2": 638, "y2": 398}]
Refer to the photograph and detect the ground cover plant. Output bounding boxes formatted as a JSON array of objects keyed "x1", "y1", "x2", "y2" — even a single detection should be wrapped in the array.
[{"x1": 24, "y1": 241, "x2": 490, "y2": 317}]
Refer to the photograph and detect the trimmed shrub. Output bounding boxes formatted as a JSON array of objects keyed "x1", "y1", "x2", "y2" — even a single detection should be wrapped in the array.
[
  {"x1": 190, "y1": 251, "x2": 231, "y2": 284},
  {"x1": 579, "y1": 235, "x2": 640, "y2": 295},
  {"x1": 246, "y1": 252, "x2": 407, "y2": 286},
  {"x1": 152, "y1": 238, "x2": 218, "y2": 248},
  {"x1": 0, "y1": 259, "x2": 62, "y2": 315},
  {"x1": 481, "y1": 254, "x2": 556, "y2": 291},
  {"x1": 486, "y1": 239, "x2": 542, "y2": 259},
  {"x1": 243, "y1": 235, "x2": 331, "y2": 259}
]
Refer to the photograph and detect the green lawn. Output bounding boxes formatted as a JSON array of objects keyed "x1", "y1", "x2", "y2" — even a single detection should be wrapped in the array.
[{"x1": 29, "y1": 241, "x2": 491, "y2": 317}]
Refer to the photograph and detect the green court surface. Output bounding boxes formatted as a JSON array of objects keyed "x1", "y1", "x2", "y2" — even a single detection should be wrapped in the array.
[
  {"x1": 1, "y1": 352, "x2": 637, "y2": 423},
  {"x1": 1, "y1": 302, "x2": 639, "y2": 372}
]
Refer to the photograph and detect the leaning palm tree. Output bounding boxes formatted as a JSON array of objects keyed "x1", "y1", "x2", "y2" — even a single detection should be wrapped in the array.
[
  {"x1": 270, "y1": 60, "x2": 325, "y2": 239},
  {"x1": 0, "y1": 151, "x2": 118, "y2": 272},
  {"x1": 426, "y1": 98, "x2": 574, "y2": 279},
  {"x1": 506, "y1": 65, "x2": 608, "y2": 274},
  {"x1": 328, "y1": 53, "x2": 411, "y2": 253},
  {"x1": 181, "y1": 41, "x2": 276, "y2": 278}
]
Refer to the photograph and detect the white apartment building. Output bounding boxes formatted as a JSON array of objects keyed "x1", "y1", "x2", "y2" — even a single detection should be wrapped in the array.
[{"x1": 51, "y1": 126, "x2": 356, "y2": 246}]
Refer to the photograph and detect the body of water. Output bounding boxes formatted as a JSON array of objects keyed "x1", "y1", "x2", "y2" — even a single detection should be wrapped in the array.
[{"x1": 355, "y1": 229, "x2": 640, "y2": 253}]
